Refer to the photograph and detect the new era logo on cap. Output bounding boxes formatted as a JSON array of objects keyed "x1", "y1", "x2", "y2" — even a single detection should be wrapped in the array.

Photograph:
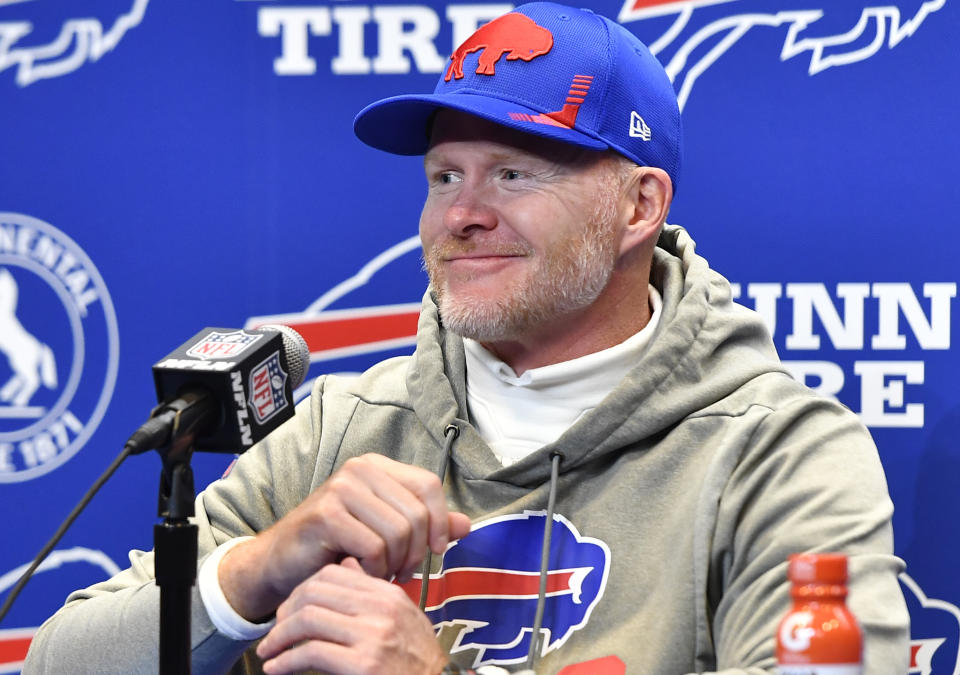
[{"x1": 629, "y1": 111, "x2": 652, "y2": 141}]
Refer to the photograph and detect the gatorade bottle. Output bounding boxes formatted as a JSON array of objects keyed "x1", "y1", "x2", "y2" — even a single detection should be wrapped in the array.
[{"x1": 776, "y1": 553, "x2": 862, "y2": 674}]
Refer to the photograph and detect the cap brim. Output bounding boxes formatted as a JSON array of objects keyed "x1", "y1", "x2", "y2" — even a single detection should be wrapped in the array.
[{"x1": 354, "y1": 92, "x2": 609, "y2": 156}]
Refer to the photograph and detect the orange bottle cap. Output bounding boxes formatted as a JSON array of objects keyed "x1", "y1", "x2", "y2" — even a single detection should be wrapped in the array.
[{"x1": 788, "y1": 553, "x2": 848, "y2": 585}]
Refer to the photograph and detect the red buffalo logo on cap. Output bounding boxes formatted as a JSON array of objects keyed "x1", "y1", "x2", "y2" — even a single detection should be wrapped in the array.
[{"x1": 445, "y1": 13, "x2": 553, "y2": 82}]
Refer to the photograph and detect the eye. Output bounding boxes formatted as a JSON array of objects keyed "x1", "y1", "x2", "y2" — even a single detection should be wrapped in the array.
[
  {"x1": 439, "y1": 171, "x2": 461, "y2": 184},
  {"x1": 502, "y1": 169, "x2": 523, "y2": 180}
]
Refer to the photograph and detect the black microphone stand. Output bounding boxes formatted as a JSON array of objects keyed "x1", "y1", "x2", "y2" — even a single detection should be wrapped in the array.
[{"x1": 151, "y1": 392, "x2": 215, "y2": 674}]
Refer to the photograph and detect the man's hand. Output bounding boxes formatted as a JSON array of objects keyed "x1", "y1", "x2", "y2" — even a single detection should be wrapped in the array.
[
  {"x1": 256, "y1": 557, "x2": 449, "y2": 675},
  {"x1": 219, "y1": 453, "x2": 472, "y2": 621}
]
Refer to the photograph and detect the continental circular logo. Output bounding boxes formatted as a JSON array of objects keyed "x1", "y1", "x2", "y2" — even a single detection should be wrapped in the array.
[{"x1": 0, "y1": 213, "x2": 119, "y2": 483}]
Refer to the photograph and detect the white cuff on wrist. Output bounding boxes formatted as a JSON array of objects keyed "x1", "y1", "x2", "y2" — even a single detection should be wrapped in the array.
[{"x1": 198, "y1": 536, "x2": 276, "y2": 641}]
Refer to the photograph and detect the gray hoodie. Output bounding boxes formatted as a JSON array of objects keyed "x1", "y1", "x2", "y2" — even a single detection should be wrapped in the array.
[{"x1": 25, "y1": 225, "x2": 909, "y2": 674}]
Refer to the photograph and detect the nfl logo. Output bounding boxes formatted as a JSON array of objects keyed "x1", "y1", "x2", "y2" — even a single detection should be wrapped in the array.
[
  {"x1": 248, "y1": 351, "x2": 289, "y2": 424},
  {"x1": 186, "y1": 330, "x2": 263, "y2": 360}
]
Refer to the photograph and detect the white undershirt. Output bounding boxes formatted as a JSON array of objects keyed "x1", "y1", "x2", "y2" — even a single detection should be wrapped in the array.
[{"x1": 464, "y1": 285, "x2": 662, "y2": 466}]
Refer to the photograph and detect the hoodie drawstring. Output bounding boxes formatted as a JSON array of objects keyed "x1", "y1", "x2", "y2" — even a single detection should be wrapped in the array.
[
  {"x1": 419, "y1": 424, "x2": 460, "y2": 611},
  {"x1": 418, "y1": 430, "x2": 563, "y2": 673},
  {"x1": 526, "y1": 449, "x2": 564, "y2": 670}
]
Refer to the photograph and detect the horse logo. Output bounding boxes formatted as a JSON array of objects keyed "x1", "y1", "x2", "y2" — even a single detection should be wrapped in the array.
[
  {"x1": 0, "y1": 267, "x2": 58, "y2": 412},
  {"x1": 0, "y1": 212, "x2": 119, "y2": 483}
]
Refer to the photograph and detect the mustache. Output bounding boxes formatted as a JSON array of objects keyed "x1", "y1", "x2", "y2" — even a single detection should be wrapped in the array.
[{"x1": 426, "y1": 237, "x2": 533, "y2": 260}]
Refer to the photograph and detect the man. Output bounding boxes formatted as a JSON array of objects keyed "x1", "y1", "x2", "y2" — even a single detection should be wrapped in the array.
[{"x1": 26, "y1": 3, "x2": 908, "y2": 674}]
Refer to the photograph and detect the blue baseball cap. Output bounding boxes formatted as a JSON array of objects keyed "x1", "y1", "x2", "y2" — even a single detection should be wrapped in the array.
[{"x1": 353, "y1": 2, "x2": 682, "y2": 193}]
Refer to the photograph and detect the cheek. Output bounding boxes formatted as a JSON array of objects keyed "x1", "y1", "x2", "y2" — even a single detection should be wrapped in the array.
[
  {"x1": 513, "y1": 198, "x2": 587, "y2": 248},
  {"x1": 418, "y1": 201, "x2": 444, "y2": 243}
]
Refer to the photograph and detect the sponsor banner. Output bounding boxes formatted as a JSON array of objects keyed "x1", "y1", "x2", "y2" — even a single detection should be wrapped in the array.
[{"x1": 0, "y1": 0, "x2": 957, "y2": 672}]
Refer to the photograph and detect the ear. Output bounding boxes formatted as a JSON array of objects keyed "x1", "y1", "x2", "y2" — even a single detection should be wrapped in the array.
[{"x1": 618, "y1": 167, "x2": 673, "y2": 257}]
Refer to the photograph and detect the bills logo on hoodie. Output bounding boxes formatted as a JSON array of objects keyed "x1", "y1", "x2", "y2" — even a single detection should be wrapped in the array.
[{"x1": 399, "y1": 512, "x2": 610, "y2": 668}]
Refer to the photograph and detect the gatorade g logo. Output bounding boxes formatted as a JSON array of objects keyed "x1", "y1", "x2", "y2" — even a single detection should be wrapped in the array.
[
  {"x1": 445, "y1": 12, "x2": 553, "y2": 82},
  {"x1": 398, "y1": 512, "x2": 610, "y2": 668},
  {"x1": 779, "y1": 611, "x2": 816, "y2": 652}
]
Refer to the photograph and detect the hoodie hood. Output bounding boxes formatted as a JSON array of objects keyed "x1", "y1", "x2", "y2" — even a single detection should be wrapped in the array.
[{"x1": 406, "y1": 224, "x2": 787, "y2": 486}]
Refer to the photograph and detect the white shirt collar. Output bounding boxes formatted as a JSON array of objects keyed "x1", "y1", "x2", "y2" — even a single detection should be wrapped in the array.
[{"x1": 463, "y1": 285, "x2": 663, "y2": 465}]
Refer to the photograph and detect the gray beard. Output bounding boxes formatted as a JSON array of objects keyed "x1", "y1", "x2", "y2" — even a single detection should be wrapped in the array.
[{"x1": 426, "y1": 209, "x2": 620, "y2": 342}]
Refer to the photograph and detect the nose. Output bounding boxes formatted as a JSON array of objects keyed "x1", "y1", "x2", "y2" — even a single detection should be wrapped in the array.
[{"x1": 443, "y1": 183, "x2": 498, "y2": 237}]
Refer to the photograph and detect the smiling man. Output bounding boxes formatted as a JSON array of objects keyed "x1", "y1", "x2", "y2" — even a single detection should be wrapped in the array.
[
  {"x1": 26, "y1": 3, "x2": 908, "y2": 674},
  {"x1": 419, "y1": 111, "x2": 664, "y2": 373}
]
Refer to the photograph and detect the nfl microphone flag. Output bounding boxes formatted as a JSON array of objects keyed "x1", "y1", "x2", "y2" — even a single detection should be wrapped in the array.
[{"x1": 152, "y1": 327, "x2": 302, "y2": 453}]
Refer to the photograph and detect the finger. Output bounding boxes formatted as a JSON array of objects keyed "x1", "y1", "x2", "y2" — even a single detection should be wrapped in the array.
[
  {"x1": 275, "y1": 562, "x2": 393, "y2": 622},
  {"x1": 275, "y1": 576, "x2": 353, "y2": 624},
  {"x1": 393, "y1": 512, "x2": 470, "y2": 583},
  {"x1": 341, "y1": 464, "x2": 431, "y2": 576},
  {"x1": 362, "y1": 454, "x2": 452, "y2": 554},
  {"x1": 336, "y1": 458, "x2": 434, "y2": 576},
  {"x1": 257, "y1": 604, "x2": 356, "y2": 661},
  {"x1": 314, "y1": 503, "x2": 393, "y2": 580},
  {"x1": 395, "y1": 562, "x2": 419, "y2": 585},
  {"x1": 448, "y1": 512, "x2": 472, "y2": 543},
  {"x1": 365, "y1": 475, "x2": 432, "y2": 574},
  {"x1": 262, "y1": 639, "x2": 357, "y2": 675},
  {"x1": 343, "y1": 495, "x2": 413, "y2": 578},
  {"x1": 341, "y1": 556, "x2": 363, "y2": 571},
  {"x1": 262, "y1": 492, "x2": 392, "y2": 591}
]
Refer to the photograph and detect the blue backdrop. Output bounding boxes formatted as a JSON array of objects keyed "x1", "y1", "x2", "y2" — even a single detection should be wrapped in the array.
[{"x1": 1, "y1": 0, "x2": 957, "y2": 672}]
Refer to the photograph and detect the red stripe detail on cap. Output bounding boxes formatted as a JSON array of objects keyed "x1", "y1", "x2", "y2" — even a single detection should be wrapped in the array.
[
  {"x1": 536, "y1": 111, "x2": 575, "y2": 128},
  {"x1": 509, "y1": 74, "x2": 592, "y2": 129}
]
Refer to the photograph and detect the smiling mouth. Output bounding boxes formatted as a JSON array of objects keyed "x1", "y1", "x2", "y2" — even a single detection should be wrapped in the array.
[
  {"x1": 446, "y1": 253, "x2": 524, "y2": 261},
  {"x1": 443, "y1": 255, "x2": 527, "y2": 277}
]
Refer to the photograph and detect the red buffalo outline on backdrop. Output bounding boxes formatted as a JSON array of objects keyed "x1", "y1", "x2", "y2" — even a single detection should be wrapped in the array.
[{"x1": 617, "y1": 0, "x2": 947, "y2": 111}]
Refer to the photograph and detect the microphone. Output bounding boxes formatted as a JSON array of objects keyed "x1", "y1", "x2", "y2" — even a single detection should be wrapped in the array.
[
  {"x1": 0, "y1": 325, "x2": 311, "y2": 626},
  {"x1": 126, "y1": 324, "x2": 310, "y2": 455}
]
